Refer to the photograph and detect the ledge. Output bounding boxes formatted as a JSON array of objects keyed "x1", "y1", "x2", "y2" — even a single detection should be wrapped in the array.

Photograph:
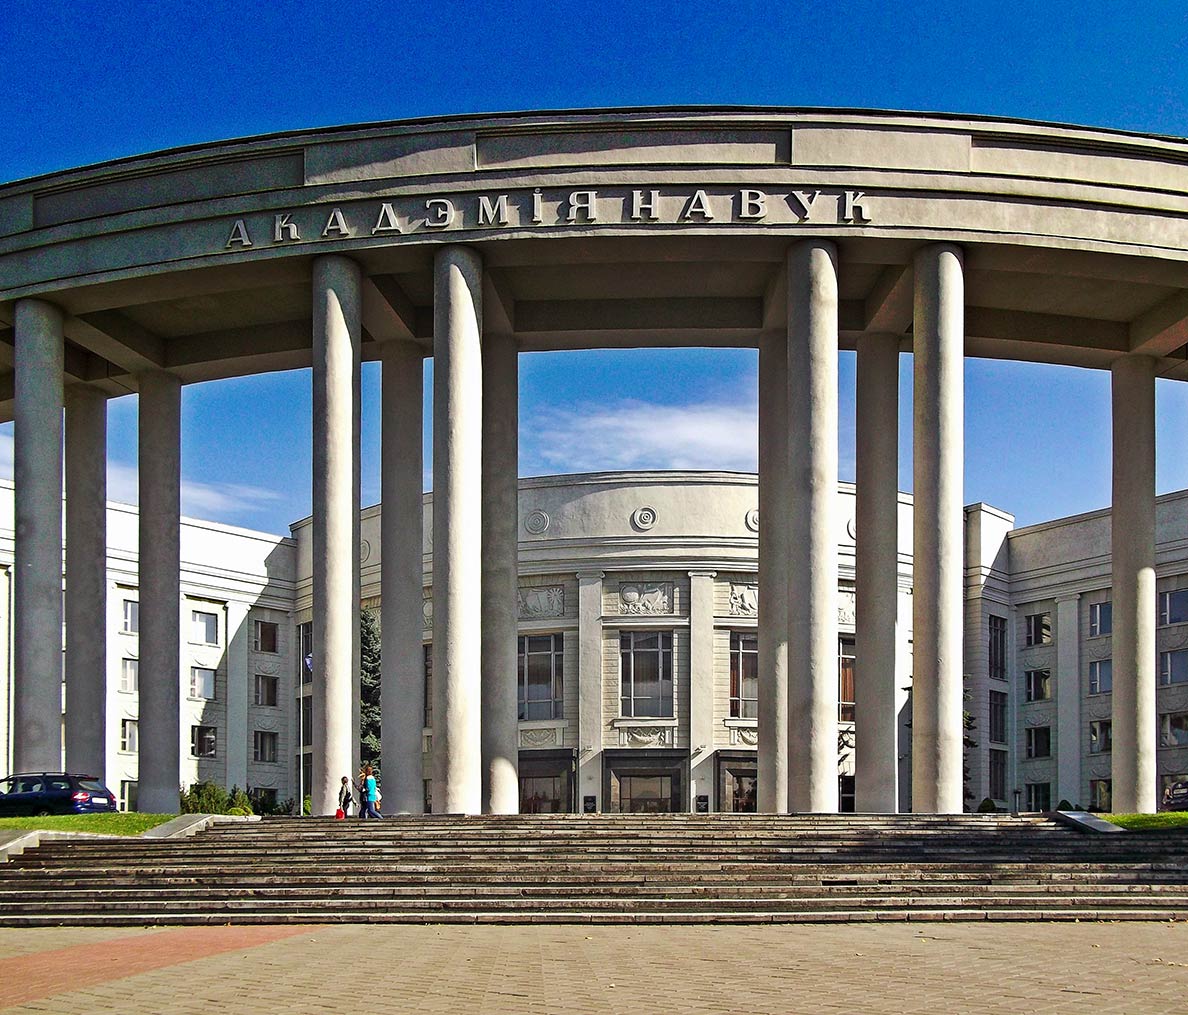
[
  {"x1": 1049, "y1": 810, "x2": 1126, "y2": 834},
  {"x1": 0, "y1": 812, "x2": 259, "y2": 862}
]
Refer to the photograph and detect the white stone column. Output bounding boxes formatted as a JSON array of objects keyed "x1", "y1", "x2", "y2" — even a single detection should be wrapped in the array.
[
  {"x1": 912, "y1": 244, "x2": 965, "y2": 814},
  {"x1": 225, "y1": 601, "x2": 250, "y2": 790},
  {"x1": 1111, "y1": 355, "x2": 1157, "y2": 814},
  {"x1": 757, "y1": 328, "x2": 790, "y2": 813},
  {"x1": 311, "y1": 255, "x2": 362, "y2": 816},
  {"x1": 431, "y1": 245, "x2": 484, "y2": 814},
  {"x1": 688, "y1": 571, "x2": 717, "y2": 810},
  {"x1": 137, "y1": 369, "x2": 181, "y2": 813},
  {"x1": 481, "y1": 330, "x2": 519, "y2": 814},
  {"x1": 380, "y1": 342, "x2": 425, "y2": 814},
  {"x1": 577, "y1": 571, "x2": 605, "y2": 811},
  {"x1": 64, "y1": 384, "x2": 107, "y2": 778},
  {"x1": 854, "y1": 333, "x2": 900, "y2": 812},
  {"x1": 786, "y1": 240, "x2": 839, "y2": 814},
  {"x1": 13, "y1": 298, "x2": 65, "y2": 773},
  {"x1": 1054, "y1": 594, "x2": 1082, "y2": 807}
]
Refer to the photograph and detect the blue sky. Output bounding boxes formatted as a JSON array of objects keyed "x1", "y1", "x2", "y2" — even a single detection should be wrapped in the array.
[{"x1": 2, "y1": 0, "x2": 1188, "y2": 532}]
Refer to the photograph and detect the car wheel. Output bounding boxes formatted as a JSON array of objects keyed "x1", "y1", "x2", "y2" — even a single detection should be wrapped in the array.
[{"x1": 35, "y1": 809, "x2": 51, "y2": 817}]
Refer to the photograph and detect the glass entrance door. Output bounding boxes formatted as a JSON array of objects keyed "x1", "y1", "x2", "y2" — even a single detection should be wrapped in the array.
[{"x1": 602, "y1": 750, "x2": 688, "y2": 813}]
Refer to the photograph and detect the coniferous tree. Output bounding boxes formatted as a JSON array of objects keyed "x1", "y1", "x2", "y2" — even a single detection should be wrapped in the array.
[{"x1": 360, "y1": 607, "x2": 382, "y2": 775}]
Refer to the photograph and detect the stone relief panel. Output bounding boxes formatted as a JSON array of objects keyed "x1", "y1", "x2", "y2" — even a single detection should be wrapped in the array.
[
  {"x1": 729, "y1": 726, "x2": 758, "y2": 747},
  {"x1": 838, "y1": 590, "x2": 856, "y2": 626},
  {"x1": 422, "y1": 598, "x2": 433, "y2": 629},
  {"x1": 520, "y1": 727, "x2": 560, "y2": 748},
  {"x1": 619, "y1": 582, "x2": 672, "y2": 615},
  {"x1": 518, "y1": 585, "x2": 565, "y2": 619},
  {"x1": 729, "y1": 583, "x2": 758, "y2": 617},
  {"x1": 620, "y1": 726, "x2": 673, "y2": 748}
]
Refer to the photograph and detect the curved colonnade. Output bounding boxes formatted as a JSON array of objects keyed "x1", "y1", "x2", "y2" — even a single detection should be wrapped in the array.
[{"x1": 1, "y1": 108, "x2": 1185, "y2": 814}]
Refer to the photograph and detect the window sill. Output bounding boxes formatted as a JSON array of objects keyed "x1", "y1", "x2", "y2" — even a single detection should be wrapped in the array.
[
  {"x1": 723, "y1": 718, "x2": 757, "y2": 728},
  {"x1": 612, "y1": 717, "x2": 677, "y2": 727},
  {"x1": 191, "y1": 755, "x2": 217, "y2": 760},
  {"x1": 519, "y1": 719, "x2": 565, "y2": 729}
]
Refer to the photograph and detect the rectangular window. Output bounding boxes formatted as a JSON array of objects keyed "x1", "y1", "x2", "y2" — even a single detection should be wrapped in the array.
[
  {"x1": 988, "y1": 748, "x2": 1007, "y2": 800},
  {"x1": 189, "y1": 666, "x2": 216, "y2": 700},
  {"x1": 1024, "y1": 612, "x2": 1051, "y2": 647},
  {"x1": 299, "y1": 696, "x2": 312, "y2": 746},
  {"x1": 1026, "y1": 782, "x2": 1051, "y2": 812},
  {"x1": 1090, "y1": 719, "x2": 1113, "y2": 755},
  {"x1": 253, "y1": 731, "x2": 278, "y2": 763},
  {"x1": 1089, "y1": 601, "x2": 1112, "y2": 637},
  {"x1": 1089, "y1": 779, "x2": 1112, "y2": 812},
  {"x1": 1089, "y1": 659, "x2": 1113, "y2": 695},
  {"x1": 518, "y1": 634, "x2": 564, "y2": 721},
  {"x1": 254, "y1": 673, "x2": 278, "y2": 707},
  {"x1": 299, "y1": 622, "x2": 313, "y2": 684},
  {"x1": 191, "y1": 725, "x2": 217, "y2": 758},
  {"x1": 1161, "y1": 711, "x2": 1188, "y2": 748},
  {"x1": 253, "y1": 620, "x2": 279, "y2": 654},
  {"x1": 1024, "y1": 669, "x2": 1051, "y2": 702},
  {"x1": 1160, "y1": 649, "x2": 1188, "y2": 686},
  {"x1": 1025, "y1": 726, "x2": 1051, "y2": 759},
  {"x1": 122, "y1": 599, "x2": 139, "y2": 634},
  {"x1": 988, "y1": 690, "x2": 1007, "y2": 744},
  {"x1": 1160, "y1": 589, "x2": 1188, "y2": 626},
  {"x1": 119, "y1": 718, "x2": 138, "y2": 753},
  {"x1": 729, "y1": 631, "x2": 759, "y2": 719},
  {"x1": 119, "y1": 780, "x2": 138, "y2": 812},
  {"x1": 423, "y1": 643, "x2": 432, "y2": 728},
  {"x1": 988, "y1": 615, "x2": 1007, "y2": 680},
  {"x1": 620, "y1": 630, "x2": 674, "y2": 718},
  {"x1": 191, "y1": 610, "x2": 219, "y2": 646},
  {"x1": 838, "y1": 637, "x2": 856, "y2": 723},
  {"x1": 119, "y1": 658, "x2": 139, "y2": 694}
]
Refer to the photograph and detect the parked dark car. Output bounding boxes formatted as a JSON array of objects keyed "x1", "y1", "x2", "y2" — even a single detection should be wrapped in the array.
[
  {"x1": 0, "y1": 773, "x2": 117, "y2": 816},
  {"x1": 1164, "y1": 781, "x2": 1188, "y2": 812}
]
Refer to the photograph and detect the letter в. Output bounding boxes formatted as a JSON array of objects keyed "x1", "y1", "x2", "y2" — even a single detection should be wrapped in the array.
[{"x1": 738, "y1": 190, "x2": 767, "y2": 220}]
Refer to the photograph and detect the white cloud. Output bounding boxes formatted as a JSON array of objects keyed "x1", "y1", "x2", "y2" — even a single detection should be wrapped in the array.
[{"x1": 522, "y1": 396, "x2": 758, "y2": 475}]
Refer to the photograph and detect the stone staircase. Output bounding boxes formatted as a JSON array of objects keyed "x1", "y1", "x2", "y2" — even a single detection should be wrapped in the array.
[{"x1": 1, "y1": 813, "x2": 1186, "y2": 925}]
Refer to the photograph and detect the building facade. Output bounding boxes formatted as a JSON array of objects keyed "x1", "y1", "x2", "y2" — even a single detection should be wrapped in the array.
[{"x1": 1, "y1": 472, "x2": 1185, "y2": 814}]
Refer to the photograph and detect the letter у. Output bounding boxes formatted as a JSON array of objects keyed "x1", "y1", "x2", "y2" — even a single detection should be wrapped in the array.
[
  {"x1": 478, "y1": 194, "x2": 510, "y2": 227},
  {"x1": 273, "y1": 213, "x2": 300, "y2": 242},
  {"x1": 787, "y1": 191, "x2": 820, "y2": 220},
  {"x1": 567, "y1": 191, "x2": 598, "y2": 223},
  {"x1": 631, "y1": 190, "x2": 660, "y2": 221},
  {"x1": 424, "y1": 198, "x2": 456, "y2": 228}
]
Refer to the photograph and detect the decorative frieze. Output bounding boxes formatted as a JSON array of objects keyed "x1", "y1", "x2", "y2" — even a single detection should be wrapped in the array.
[
  {"x1": 729, "y1": 726, "x2": 758, "y2": 747},
  {"x1": 619, "y1": 725, "x2": 673, "y2": 748},
  {"x1": 520, "y1": 726, "x2": 560, "y2": 748},
  {"x1": 729, "y1": 583, "x2": 758, "y2": 617},
  {"x1": 838, "y1": 590, "x2": 856, "y2": 626},
  {"x1": 422, "y1": 598, "x2": 433, "y2": 629},
  {"x1": 518, "y1": 585, "x2": 565, "y2": 619},
  {"x1": 619, "y1": 582, "x2": 672, "y2": 615}
]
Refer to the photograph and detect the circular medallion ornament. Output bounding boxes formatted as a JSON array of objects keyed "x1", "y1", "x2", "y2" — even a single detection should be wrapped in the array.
[
  {"x1": 846, "y1": 517, "x2": 857, "y2": 540},
  {"x1": 632, "y1": 506, "x2": 658, "y2": 531},
  {"x1": 745, "y1": 509, "x2": 759, "y2": 532},
  {"x1": 524, "y1": 509, "x2": 550, "y2": 535},
  {"x1": 360, "y1": 539, "x2": 372, "y2": 564}
]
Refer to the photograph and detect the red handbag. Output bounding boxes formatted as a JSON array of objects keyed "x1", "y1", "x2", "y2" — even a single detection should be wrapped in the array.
[{"x1": 334, "y1": 808, "x2": 345, "y2": 820}]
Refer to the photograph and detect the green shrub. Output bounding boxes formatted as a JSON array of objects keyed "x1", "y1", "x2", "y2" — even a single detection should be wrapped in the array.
[
  {"x1": 976, "y1": 797, "x2": 998, "y2": 813},
  {"x1": 227, "y1": 806, "x2": 250, "y2": 816},
  {"x1": 228, "y1": 788, "x2": 254, "y2": 815},
  {"x1": 303, "y1": 795, "x2": 312, "y2": 816},
  {"x1": 179, "y1": 781, "x2": 230, "y2": 814}
]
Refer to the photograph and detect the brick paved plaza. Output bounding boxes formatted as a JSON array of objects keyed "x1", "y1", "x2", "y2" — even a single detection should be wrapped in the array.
[{"x1": 0, "y1": 922, "x2": 1186, "y2": 1014}]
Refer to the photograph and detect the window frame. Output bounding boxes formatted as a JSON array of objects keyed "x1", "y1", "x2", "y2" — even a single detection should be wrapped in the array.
[
  {"x1": 729, "y1": 630, "x2": 759, "y2": 720},
  {"x1": 988, "y1": 748, "x2": 1007, "y2": 801},
  {"x1": 517, "y1": 633, "x2": 564, "y2": 721},
  {"x1": 1024, "y1": 612, "x2": 1052, "y2": 647},
  {"x1": 119, "y1": 780, "x2": 138, "y2": 813},
  {"x1": 253, "y1": 730, "x2": 279, "y2": 763},
  {"x1": 253, "y1": 619, "x2": 279, "y2": 654},
  {"x1": 191, "y1": 725, "x2": 218, "y2": 758},
  {"x1": 189, "y1": 666, "x2": 217, "y2": 701},
  {"x1": 1088, "y1": 601, "x2": 1112, "y2": 637},
  {"x1": 1160, "y1": 649, "x2": 1188, "y2": 686},
  {"x1": 1159, "y1": 589, "x2": 1188, "y2": 627},
  {"x1": 190, "y1": 609, "x2": 220, "y2": 647},
  {"x1": 253, "y1": 673, "x2": 279, "y2": 707},
  {"x1": 1025, "y1": 725, "x2": 1051, "y2": 759},
  {"x1": 122, "y1": 599, "x2": 139, "y2": 635},
  {"x1": 837, "y1": 636, "x2": 856, "y2": 723},
  {"x1": 988, "y1": 690, "x2": 1008, "y2": 744},
  {"x1": 1089, "y1": 719, "x2": 1113, "y2": 755},
  {"x1": 988, "y1": 615, "x2": 1007, "y2": 680},
  {"x1": 1161, "y1": 711, "x2": 1188, "y2": 748},
  {"x1": 119, "y1": 658, "x2": 139, "y2": 694},
  {"x1": 1025, "y1": 782, "x2": 1051, "y2": 812},
  {"x1": 619, "y1": 630, "x2": 674, "y2": 719},
  {"x1": 1024, "y1": 668, "x2": 1051, "y2": 703},
  {"x1": 1089, "y1": 658, "x2": 1113, "y2": 695},
  {"x1": 119, "y1": 718, "x2": 138, "y2": 753}
]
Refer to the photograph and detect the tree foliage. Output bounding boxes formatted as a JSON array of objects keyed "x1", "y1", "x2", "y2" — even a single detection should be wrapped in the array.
[{"x1": 360, "y1": 606, "x2": 382, "y2": 775}]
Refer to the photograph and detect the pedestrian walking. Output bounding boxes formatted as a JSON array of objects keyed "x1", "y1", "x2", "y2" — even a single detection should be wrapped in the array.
[
  {"x1": 359, "y1": 764, "x2": 382, "y2": 819},
  {"x1": 337, "y1": 775, "x2": 353, "y2": 818}
]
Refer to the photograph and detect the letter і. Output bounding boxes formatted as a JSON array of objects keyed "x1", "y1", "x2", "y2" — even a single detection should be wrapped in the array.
[
  {"x1": 424, "y1": 198, "x2": 456, "y2": 228},
  {"x1": 567, "y1": 191, "x2": 598, "y2": 223},
  {"x1": 322, "y1": 207, "x2": 350, "y2": 238},
  {"x1": 842, "y1": 191, "x2": 871, "y2": 224},
  {"x1": 372, "y1": 203, "x2": 401, "y2": 234},
  {"x1": 273, "y1": 213, "x2": 300, "y2": 242},
  {"x1": 787, "y1": 191, "x2": 820, "y2": 220},
  {"x1": 532, "y1": 189, "x2": 545, "y2": 224},
  {"x1": 681, "y1": 189, "x2": 714, "y2": 221},
  {"x1": 631, "y1": 190, "x2": 660, "y2": 221},
  {"x1": 478, "y1": 194, "x2": 510, "y2": 226},
  {"x1": 225, "y1": 219, "x2": 252, "y2": 248}
]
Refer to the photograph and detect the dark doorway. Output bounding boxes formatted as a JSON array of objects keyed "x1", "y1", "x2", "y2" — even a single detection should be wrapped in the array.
[
  {"x1": 716, "y1": 751, "x2": 758, "y2": 812},
  {"x1": 518, "y1": 749, "x2": 575, "y2": 813},
  {"x1": 602, "y1": 749, "x2": 688, "y2": 812}
]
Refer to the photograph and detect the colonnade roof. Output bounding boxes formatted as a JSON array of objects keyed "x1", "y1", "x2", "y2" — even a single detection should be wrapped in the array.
[{"x1": 3, "y1": 106, "x2": 1188, "y2": 419}]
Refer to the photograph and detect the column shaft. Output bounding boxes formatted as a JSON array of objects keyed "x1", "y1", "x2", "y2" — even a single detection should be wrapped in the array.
[
  {"x1": 311, "y1": 255, "x2": 362, "y2": 816},
  {"x1": 757, "y1": 328, "x2": 789, "y2": 813},
  {"x1": 786, "y1": 240, "x2": 840, "y2": 813},
  {"x1": 13, "y1": 299, "x2": 65, "y2": 773},
  {"x1": 1111, "y1": 355, "x2": 1157, "y2": 814},
  {"x1": 576, "y1": 571, "x2": 605, "y2": 811},
  {"x1": 225, "y1": 601, "x2": 250, "y2": 789},
  {"x1": 1054, "y1": 596, "x2": 1082, "y2": 806},
  {"x1": 854, "y1": 333, "x2": 900, "y2": 812},
  {"x1": 380, "y1": 342, "x2": 425, "y2": 814},
  {"x1": 688, "y1": 571, "x2": 717, "y2": 809},
  {"x1": 911, "y1": 244, "x2": 965, "y2": 814},
  {"x1": 137, "y1": 370, "x2": 181, "y2": 813},
  {"x1": 64, "y1": 384, "x2": 108, "y2": 778},
  {"x1": 481, "y1": 330, "x2": 519, "y2": 813},
  {"x1": 431, "y1": 245, "x2": 484, "y2": 814}
]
